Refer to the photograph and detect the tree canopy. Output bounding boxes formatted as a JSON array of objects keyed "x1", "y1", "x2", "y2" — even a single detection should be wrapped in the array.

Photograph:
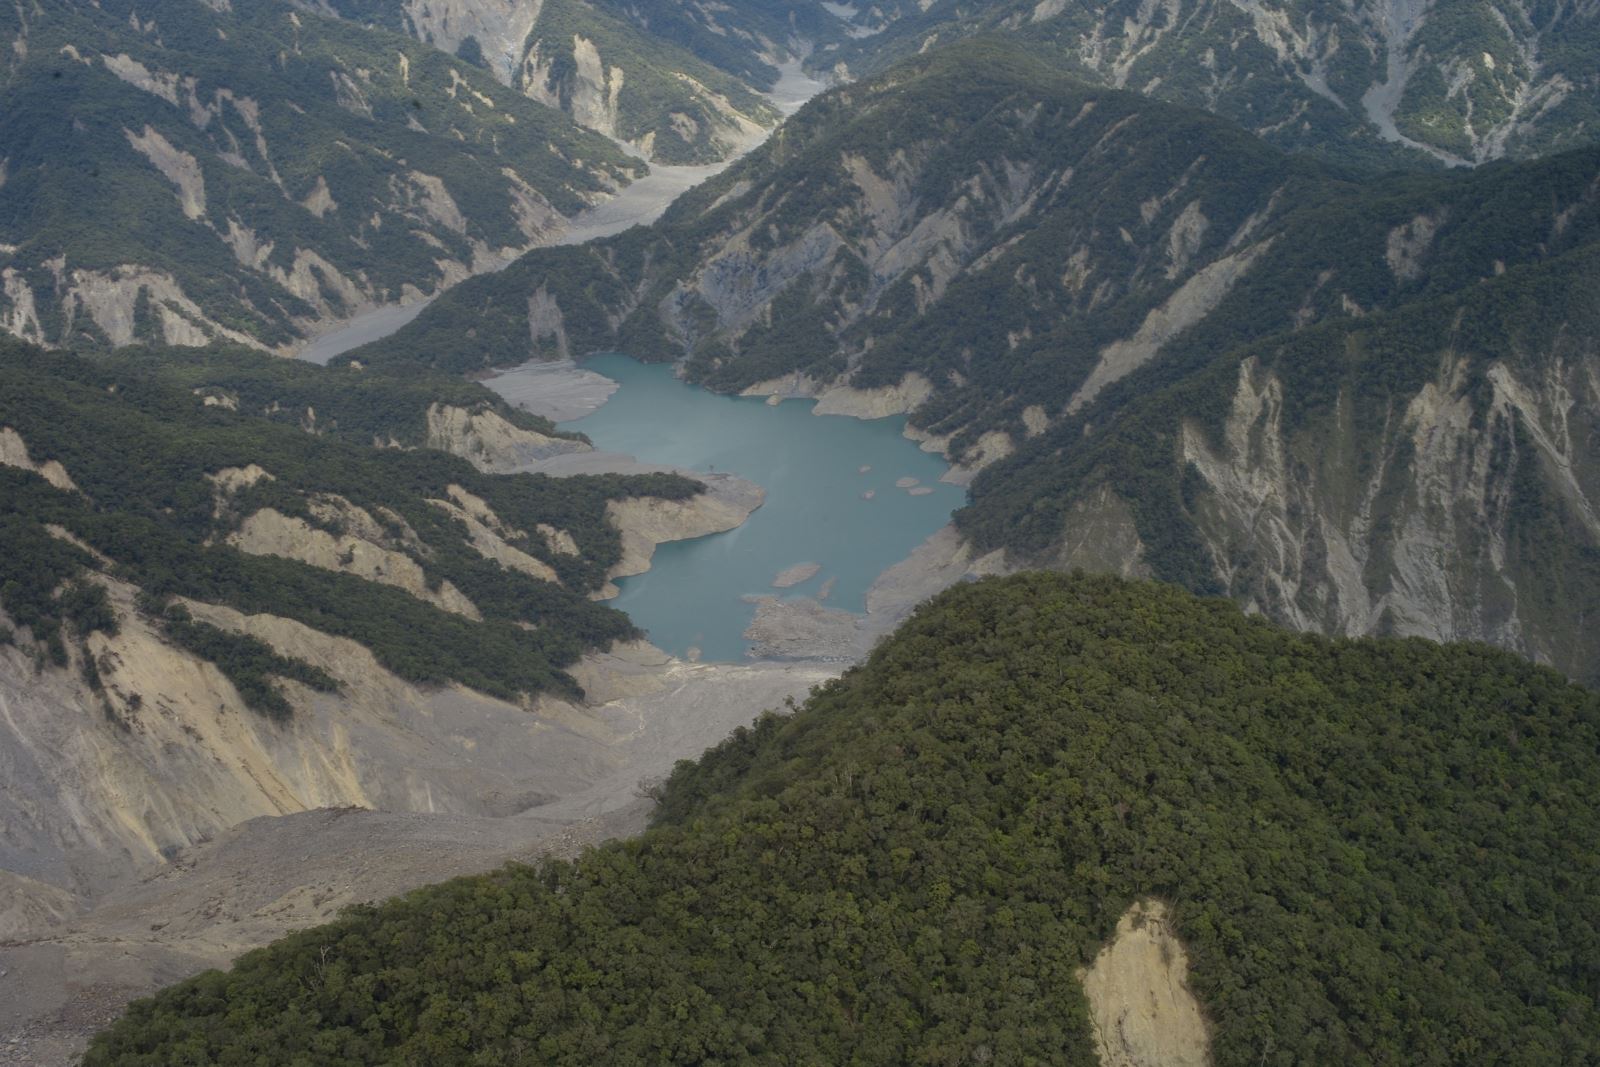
[{"x1": 86, "y1": 573, "x2": 1600, "y2": 1065}]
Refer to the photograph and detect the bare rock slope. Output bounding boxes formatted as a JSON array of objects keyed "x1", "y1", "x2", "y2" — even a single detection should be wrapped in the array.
[{"x1": 1080, "y1": 901, "x2": 1211, "y2": 1067}]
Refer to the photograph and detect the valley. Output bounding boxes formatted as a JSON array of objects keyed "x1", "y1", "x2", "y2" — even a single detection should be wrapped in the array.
[
  {"x1": 0, "y1": 43, "x2": 975, "y2": 1064},
  {"x1": 295, "y1": 153, "x2": 742, "y2": 365},
  {"x1": 300, "y1": 61, "x2": 824, "y2": 359},
  {"x1": 1, "y1": 1, "x2": 1598, "y2": 1063},
  {"x1": 373, "y1": 41, "x2": 1600, "y2": 686}
]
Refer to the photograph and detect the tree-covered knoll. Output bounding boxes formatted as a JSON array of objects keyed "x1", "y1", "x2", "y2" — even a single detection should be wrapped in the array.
[
  {"x1": 85, "y1": 573, "x2": 1600, "y2": 1064},
  {"x1": 0, "y1": 336, "x2": 702, "y2": 705}
]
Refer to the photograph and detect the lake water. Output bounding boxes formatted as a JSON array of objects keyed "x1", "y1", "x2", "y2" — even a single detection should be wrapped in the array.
[{"x1": 562, "y1": 355, "x2": 962, "y2": 661}]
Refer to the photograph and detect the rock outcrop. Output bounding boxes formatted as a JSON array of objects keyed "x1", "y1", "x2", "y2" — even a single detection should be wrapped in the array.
[
  {"x1": 0, "y1": 428, "x2": 78, "y2": 492},
  {"x1": 428, "y1": 484, "x2": 560, "y2": 583},
  {"x1": 228, "y1": 507, "x2": 482, "y2": 619},
  {"x1": 0, "y1": 869, "x2": 82, "y2": 941},
  {"x1": 599, "y1": 472, "x2": 765, "y2": 597},
  {"x1": 424, "y1": 403, "x2": 591, "y2": 474},
  {"x1": 1179, "y1": 351, "x2": 1600, "y2": 674},
  {"x1": 518, "y1": 23, "x2": 774, "y2": 164},
  {"x1": 1067, "y1": 240, "x2": 1273, "y2": 413},
  {"x1": 400, "y1": 0, "x2": 545, "y2": 84},
  {"x1": 1079, "y1": 900, "x2": 1211, "y2": 1067}
]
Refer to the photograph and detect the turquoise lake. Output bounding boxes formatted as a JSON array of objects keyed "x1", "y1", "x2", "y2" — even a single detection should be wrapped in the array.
[{"x1": 562, "y1": 355, "x2": 964, "y2": 661}]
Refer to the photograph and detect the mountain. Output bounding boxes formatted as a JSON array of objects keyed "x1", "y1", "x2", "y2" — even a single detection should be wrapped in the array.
[
  {"x1": 572, "y1": 0, "x2": 844, "y2": 85},
  {"x1": 0, "y1": 334, "x2": 702, "y2": 699},
  {"x1": 0, "y1": 0, "x2": 640, "y2": 352},
  {"x1": 362, "y1": 42, "x2": 1600, "y2": 682},
  {"x1": 315, "y1": 0, "x2": 838, "y2": 88},
  {"x1": 315, "y1": 0, "x2": 792, "y2": 163},
  {"x1": 810, "y1": 0, "x2": 1600, "y2": 166},
  {"x1": 302, "y1": 0, "x2": 1600, "y2": 168},
  {"x1": 3, "y1": 8, "x2": 1598, "y2": 1062},
  {"x1": 83, "y1": 573, "x2": 1600, "y2": 1064},
  {"x1": 0, "y1": 332, "x2": 779, "y2": 892}
]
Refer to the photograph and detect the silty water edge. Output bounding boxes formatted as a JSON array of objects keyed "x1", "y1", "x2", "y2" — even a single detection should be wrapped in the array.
[{"x1": 561, "y1": 354, "x2": 962, "y2": 661}]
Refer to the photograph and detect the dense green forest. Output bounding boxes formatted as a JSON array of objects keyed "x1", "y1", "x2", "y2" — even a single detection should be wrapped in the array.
[
  {"x1": 85, "y1": 573, "x2": 1600, "y2": 1064},
  {"x1": 0, "y1": 335, "x2": 702, "y2": 704}
]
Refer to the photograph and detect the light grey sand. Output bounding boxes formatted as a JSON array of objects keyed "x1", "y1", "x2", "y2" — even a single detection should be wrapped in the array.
[
  {"x1": 484, "y1": 360, "x2": 620, "y2": 423},
  {"x1": 772, "y1": 562, "x2": 822, "y2": 588}
]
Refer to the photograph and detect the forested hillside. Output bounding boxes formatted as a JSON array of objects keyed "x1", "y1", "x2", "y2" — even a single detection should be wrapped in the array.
[
  {"x1": 85, "y1": 573, "x2": 1600, "y2": 1064},
  {"x1": 2, "y1": 6, "x2": 1597, "y2": 1062},
  {"x1": 318, "y1": 0, "x2": 788, "y2": 163},
  {"x1": 809, "y1": 0, "x2": 1600, "y2": 166},
  {"x1": 321, "y1": 0, "x2": 842, "y2": 88},
  {"x1": 363, "y1": 42, "x2": 1600, "y2": 681},
  {"x1": 962, "y1": 228, "x2": 1600, "y2": 680},
  {"x1": 0, "y1": 335, "x2": 701, "y2": 703},
  {"x1": 0, "y1": 0, "x2": 638, "y2": 351}
]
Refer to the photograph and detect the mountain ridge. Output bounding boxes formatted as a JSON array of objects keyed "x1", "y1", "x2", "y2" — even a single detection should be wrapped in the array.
[
  {"x1": 811, "y1": 0, "x2": 1600, "y2": 167},
  {"x1": 315, "y1": 0, "x2": 788, "y2": 163},
  {"x1": 362, "y1": 41, "x2": 1600, "y2": 681},
  {"x1": 0, "y1": 0, "x2": 640, "y2": 353}
]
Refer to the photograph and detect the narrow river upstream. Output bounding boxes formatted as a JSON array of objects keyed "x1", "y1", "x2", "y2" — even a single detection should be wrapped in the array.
[{"x1": 297, "y1": 63, "x2": 826, "y2": 365}]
